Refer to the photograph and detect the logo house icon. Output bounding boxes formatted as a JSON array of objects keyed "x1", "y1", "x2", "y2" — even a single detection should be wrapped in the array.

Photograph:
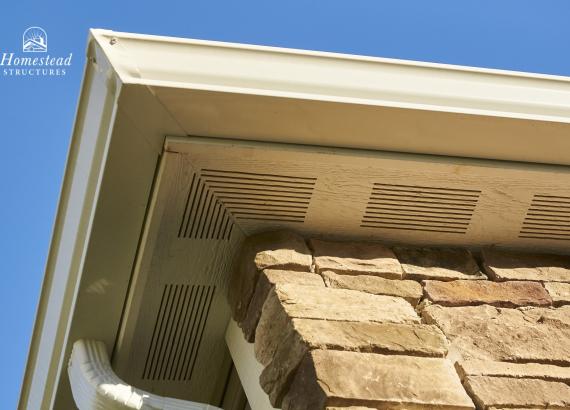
[{"x1": 23, "y1": 27, "x2": 47, "y2": 53}]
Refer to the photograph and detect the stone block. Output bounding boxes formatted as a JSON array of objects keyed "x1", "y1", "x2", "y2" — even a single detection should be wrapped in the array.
[
  {"x1": 282, "y1": 350, "x2": 475, "y2": 410},
  {"x1": 423, "y1": 304, "x2": 570, "y2": 365},
  {"x1": 394, "y1": 247, "x2": 485, "y2": 281},
  {"x1": 455, "y1": 359, "x2": 570, "y2": 384},
  {"x1": 255, "y1": 284, "x2": 419, "y2": 366},
  {"x1": 482, "y1": 249, "x2": 570, "y2": 283},
  {"x1": 463, "y1": 376, "x2": 570, "y2": 409},
  {"x1": 322, "y1": 270, "x2": 422, "y2": 305},
  {"x1": 241, "y1": 269, "x2": 324, "y2": 342},
  {"x1": 423, "y1": 280, "x2": 552, "y2": 307},
  {"x1": 260, "y1": 318, "x2": 448, "y2": 406},
  {"x1": 544, "y1": 282, "x2": 570, "y2": 306},
  {"x1": 228, "y1": 230, "x2": 312, "y2": 323},
  {"x1": 310, "y1": 239, "x2": 403, "y2": 279}
]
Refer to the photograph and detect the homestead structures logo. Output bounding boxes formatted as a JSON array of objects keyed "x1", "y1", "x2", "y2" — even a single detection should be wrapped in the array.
[
  {"x1": 23, "y1": 27, "x2": 48, "y2": 52},
  {"x1": 2, "y1": 26, "x2": 72, "y2": 76}
]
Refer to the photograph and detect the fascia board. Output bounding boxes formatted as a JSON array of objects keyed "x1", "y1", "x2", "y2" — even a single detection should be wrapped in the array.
[
  {"x1": 18, "y1": 33, "x2": 123, "y2": 410},
  {"x1": 90, "y1": 29, "x2": 570, "y2": 124}
]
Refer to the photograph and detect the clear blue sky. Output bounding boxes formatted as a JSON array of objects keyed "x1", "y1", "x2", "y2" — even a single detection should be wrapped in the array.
[{"x1": 1, "y1": 1, "x2": 569, "y2": 408}]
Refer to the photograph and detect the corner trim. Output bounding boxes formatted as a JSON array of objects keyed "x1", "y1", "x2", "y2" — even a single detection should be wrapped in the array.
[{"x1": 225, "y1": 320, "x2": 276, "y2": 410}]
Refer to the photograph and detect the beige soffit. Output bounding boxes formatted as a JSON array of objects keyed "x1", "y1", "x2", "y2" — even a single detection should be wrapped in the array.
[{"x1": 19, "y1": 28, "x2": 570, "y2": 410}]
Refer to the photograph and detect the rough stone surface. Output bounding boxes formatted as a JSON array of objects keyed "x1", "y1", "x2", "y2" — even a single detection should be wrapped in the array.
[
  {"x1": 463, "y1": 376, "x2": 570, "y2": 409},
  {"x1": 394, "y1": 247, "x2": 486, "y2": 281},
  {"x1": 322, "y1": 270, "x2": 423, "y2": 305},
  {"x1": 255, "y1": 284, "x2": 419, "y2": 366},
  {"x1": 423, "y1": 304, "x2": 570, "y2": 365},
  {"x1": 325, "y1": 408, "x2": 375, "y2": 410},
  {"x1": 241, "y1": 269, "x2": 324, "y2": 341},
  {"x1": 310, "y1": 239, "x2": 403, "y2": 279},
  {"x1": 282, "y1": 350, "x2": 475, "y2": 410},
  {"x1": 544, "y1": 281, "x2": 570, "y2": 306},
  {"x1": 260, "y1": 318, "x2": 448, "y2": 406},
  {"x1": 482, "y1": 249, "x2": 570, "y2": 283},
  {"x1": 228, "y1": 231, "x2": 312, "y2": 322},
  {"x1": 423, "y1": 280, "x2": 552, "y2": 307},
  {"x1": 455, "y1": 359, "x2": 570, "y2": 384}
]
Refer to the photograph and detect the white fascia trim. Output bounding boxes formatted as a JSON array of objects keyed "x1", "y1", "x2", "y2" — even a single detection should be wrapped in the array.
[
  {"x1": 68, "y1": 339, "x2": 221, "y2": 410},
  {"x1": 90, "y1": 29, "x2": 570, "y2": 124}
]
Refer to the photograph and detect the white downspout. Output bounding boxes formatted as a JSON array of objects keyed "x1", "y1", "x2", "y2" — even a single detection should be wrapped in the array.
[{"x1": 68, "y1": 339, "x2": 221, "y2": 410}]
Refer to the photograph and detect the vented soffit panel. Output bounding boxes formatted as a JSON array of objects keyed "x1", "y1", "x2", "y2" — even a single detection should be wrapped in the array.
[{"x1": 162, "y1": 136, "x2": 570, "y2": 250}]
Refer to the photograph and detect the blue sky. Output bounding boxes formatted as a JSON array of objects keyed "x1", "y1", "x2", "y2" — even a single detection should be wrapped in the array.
[{"x1": 1, "y1": 1, "x2": 569, "y2": 408}]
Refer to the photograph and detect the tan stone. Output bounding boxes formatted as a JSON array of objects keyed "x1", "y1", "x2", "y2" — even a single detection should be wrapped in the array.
[
  {"x1": 545, "y1": 282, "x2": 570, "y2": 306},
  {"x1": 310, "y1": 239, "x2": 403, "y2": 279},
  {"x1": 241, "y1": 269, "x2": 324, "y2": 341},
  {"x1": 228, "y1": 231, "x2": 312, "y2": 322},
  {"x1": 482, "y1": 249, "x2": 570, "y2": 283},
  {"x1": 455, "y1": 359, "x2": 570, "y2": 384},
  {"x1": 463, "y1": 376, "x2": 570, "y2": 409},
  {"x1": 326, "y1": 408, "x2": 375, "y2": 410},
  {"x1": 423, "y1": 280, "x2": 552, "y2": 307},
  {"x1": 322, "y1": 270, "x2": 423, "y2": 305},
  {"x1": 255, "y1": 284, "x2": 419, "y2": 365},
  {"x1": 282, "y1": 350, "x2": 475, "y2": 410},
  {"x1": 260, "y1": 318, "x2": 448, "y2": 406},
  {"x1": 423, "y1": 304, "x2": 570, "y2": 365},
  {"x1": 394, "y1": 247, "x2": 485, "y2": 281}
]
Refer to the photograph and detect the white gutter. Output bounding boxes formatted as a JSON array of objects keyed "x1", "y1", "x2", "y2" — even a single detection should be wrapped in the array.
[
  {"x1": 92, "y1": 29, "x2": 570, "y2": 124},
  {"x1": 68, "y1": 339, "x2": 220, "y2": 410}
]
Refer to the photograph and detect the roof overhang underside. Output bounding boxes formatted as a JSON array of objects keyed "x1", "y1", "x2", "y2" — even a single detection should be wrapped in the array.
[{"x1": 19, "y1": 29, "x2": 570, "y2": 410}]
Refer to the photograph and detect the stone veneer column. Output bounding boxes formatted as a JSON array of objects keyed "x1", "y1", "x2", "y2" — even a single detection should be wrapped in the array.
[{"x1": 227, "y1": 232, "x2": 570, "y2": 410}]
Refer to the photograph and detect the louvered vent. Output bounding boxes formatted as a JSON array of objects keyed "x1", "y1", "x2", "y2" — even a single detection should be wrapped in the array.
[
  {"x1": 201, "y1": 169, "x2": 316, "y2": 224},
  {"x1": 143, "y1": 284, "x2": 215, "y2": 381},
  {"x1": 519, "y1": 194, "x2": 570, "y2": 241},
  {"x1": 361, "y1": 183, "x2": 480, "y2": 234},
  {"x1": 178, "y1": 174, "x2": 234, "y2": 240}
]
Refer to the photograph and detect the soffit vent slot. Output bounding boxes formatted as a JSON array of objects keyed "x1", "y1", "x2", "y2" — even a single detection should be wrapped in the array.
[
  {"x1": 201, "y1": 169, "x2": 316, "y2": 224},
  {"x1": 143, "y1": 284, "x2": 215, "y2": 381},
  {"x1": 178, "y1": 174, "x2": 234, "y2": 240},
  {"x1": 361, "y1": 183, "x2": 480, "y2": 234},
  {"x1": 519, "y1": 194, "x2": 570, "y2": 241}
]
